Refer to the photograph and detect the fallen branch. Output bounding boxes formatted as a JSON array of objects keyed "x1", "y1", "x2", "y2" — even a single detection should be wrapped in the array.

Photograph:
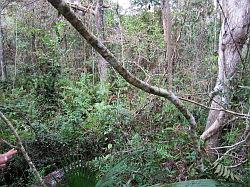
[{"x1": 0, "y1": 111, "x2": 46, "y2": 187}]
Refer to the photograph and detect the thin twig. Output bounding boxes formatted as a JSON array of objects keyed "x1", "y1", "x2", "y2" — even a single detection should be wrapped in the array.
[
  {"x1": 210, "y1": 137, "x2": 247, "y2": 150},
  {"x1": 212, "y1": 134, "x2": 249, "y2": 164},
  {"x1": 228, "y1": 160, "x2": 248, "y2": 168},
  {"x1": 0, "y1": 138, "x2": 17, "y2": 148},
  {"x1": 179, "y1": 97, "x2": 250, "y2": 119}
]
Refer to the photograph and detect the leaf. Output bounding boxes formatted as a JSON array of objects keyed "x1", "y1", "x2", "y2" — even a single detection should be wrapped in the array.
[
  {"x1": 230, "y1": 172, "x2": 235, "y2": 181},
  {"x1": 223, "y1": 166, "x2": 230, "y2": 178},
  {"x1": 222, "y1": 166, "x2": 228, "y2": 177},
  {"x1": 234, "y1": 174, "x2": 241, "y2": 181},
  {"x1": 108, "y1": 144, "x2": 113, "y2": 149},
  {"x1": 214, "y1": 164, "x2": 222, "y2": 174},
  {"x1": 218, "y1": 165, "x2": 224, "y2": 176},
  {"x1": 226, "y1": 169, "x2": 231, "y2": 179}
]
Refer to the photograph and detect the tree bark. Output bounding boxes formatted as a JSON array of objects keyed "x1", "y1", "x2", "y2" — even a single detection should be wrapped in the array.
[
  {"x1": 0, "y1": 10, "x2": 7, "y2": 81},
  {"x1": 0, "y1": 0, "x2": 18, "y2": 81},
  {"x1": 201, "y1": 0, "x2": 250, "y2": 147},
  {"x1": 161, "y1": 0, "x2": 172, "y2": 89},
  {"x1": 96, "y1": 0, "x2": 107, "y2": 82}
]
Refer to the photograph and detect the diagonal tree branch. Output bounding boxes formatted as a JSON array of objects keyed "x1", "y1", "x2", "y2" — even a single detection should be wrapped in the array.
[
  {"x1": 46, "y1": 0, "x2": 200, "y2": 146},
  {"x1": 46, "y1": 0, "x2": 194, "y2": 127},
  {"x1": 0, "y1": 111, "x2": 46, "y2": 187}
]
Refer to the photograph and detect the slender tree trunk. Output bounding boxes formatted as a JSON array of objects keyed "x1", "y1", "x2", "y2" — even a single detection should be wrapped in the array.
[
  {"x1": 31, "y1": 6, "x2": 37, "y2": 65},
  {"x1": 201, "y1": 0, "x2": 250, "y2": 147},
  {"x1": 0, "y1": 11, "x2": 7, "y2": 81},
  {"x1": 115, "y1": 3, "x2": 124, "y2": 66},
  {"x1": 161, "y1": 0, "x2": 172, "y2": 89},
  {"x1": 1, "y1": 0, "x2": 18, "y2": 82},
  {"x1": 96, "y1": 0, "x2": 107, "y2": 82}
]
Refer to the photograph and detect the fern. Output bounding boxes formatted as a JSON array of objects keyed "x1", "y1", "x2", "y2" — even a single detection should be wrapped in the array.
[{"x1": 213, "y1": 162, "x2": 241, "y2": 181}]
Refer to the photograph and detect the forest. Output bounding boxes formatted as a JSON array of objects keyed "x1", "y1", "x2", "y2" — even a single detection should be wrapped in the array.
[{"x1": 0, "y1": 0, "x2": 249, "y2": 186}]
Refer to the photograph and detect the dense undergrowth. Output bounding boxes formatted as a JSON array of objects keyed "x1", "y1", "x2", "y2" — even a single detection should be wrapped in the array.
[
  {"x1": 0, "y1": 1, "x2": 249, "y2": 186},
  {"x1": 1, "y1": 66, "x2": 249, "y2": 186}
]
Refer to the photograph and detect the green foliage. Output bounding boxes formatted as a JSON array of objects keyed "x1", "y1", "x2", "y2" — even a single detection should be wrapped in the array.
[
  {"x1": 121, "y1": 11, "x2": 163, "y2": 61},
  {"x1": 212, "y1": 162, "x2": 241, "y2": 182},
  {"x1": 59, "y1": 156, "x2": 128, "y2": 187},
  {"x1": 1, "y1": 0, "x2": 249, "y2": 186},
  {"x1": 92, "y1": 146, "x2": 165, "y2": 186},
  {"x1": 149, "y1": 179, "x2": 243, "y2": 187},
  {"x1": 62, "y1": 162, "x2": 98, "y2": 187}
]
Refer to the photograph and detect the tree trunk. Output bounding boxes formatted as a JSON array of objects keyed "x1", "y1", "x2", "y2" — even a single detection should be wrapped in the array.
[
  {"x1": 0, "y1": 0, "x2": 17, "y2": 82},
  {"x1": 31, "y1": 6, "x2": 37, "y2": 65},
  {"x1": 161, "y1": 0, "x2": 172, "y2": 89},
  {"x1": 201, "y1": 0, "x2": 250, "y2": 147},
  {"x1": 96, "y1": 0, "x2": 107, "y2": 82},
  {"x1": 0, "y1": 11, "x2": 7, "y2": 81}
]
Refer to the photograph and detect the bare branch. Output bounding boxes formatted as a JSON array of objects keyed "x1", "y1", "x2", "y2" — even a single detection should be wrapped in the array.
[
  {"x1": 228, "y1": 160, "x2": 248, "y2": 168},
  {"x1": 180, "y1": 97, "x2": 250, "y2": 119},
  {"x1": 210, "y1": 133, "x2": 249, "y2": 165},
  {"x1": 213, "y1": 140, "x2": 246, "y2": 164},
  {"x1": 210, "y1": 135, "x2": 248, "y2": 150},
  {"x1": 0, "y1": 137, "x2": 17, "y2": 148},
  {"x1": 0, "y1": 111, "x2": 46, "y2": 187},
  {"x1": 66, "y1": 2, "x2": 96, "y2": 15}
]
